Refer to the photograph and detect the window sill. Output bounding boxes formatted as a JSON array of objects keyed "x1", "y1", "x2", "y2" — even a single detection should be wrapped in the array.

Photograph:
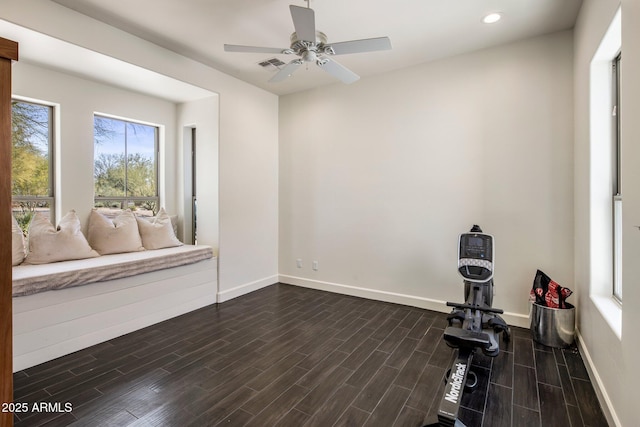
[{"x1": 590, "y1": 294, "x2": 622, "y2": 339}]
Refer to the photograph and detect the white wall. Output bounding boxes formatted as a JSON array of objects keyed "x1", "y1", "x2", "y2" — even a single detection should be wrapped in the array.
[
  {"x1": 279, "y1": 31, "x2": 574, "y2": 327},
  {"x1": 2, "y1": 0, "x2": 279, "y2": 300},
  {"x1": 12, "y1": 62, "x2": 178, "y2": 226},
  {"x1": 217, "y1": 93, "x2": 279, "y2": 300},
  {"x1": 574, "y1": 0, "x2": 640, "y2": 425}
]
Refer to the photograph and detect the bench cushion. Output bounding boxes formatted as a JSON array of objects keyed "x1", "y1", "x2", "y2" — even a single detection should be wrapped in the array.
[{"x1": 13, "y1": 245, "x2": 214, "y2": 297}]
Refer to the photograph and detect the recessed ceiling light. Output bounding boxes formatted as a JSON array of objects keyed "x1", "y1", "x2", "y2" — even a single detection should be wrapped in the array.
[{"x1": 483, "y1": 13, "x2": 502, "y2": 24}]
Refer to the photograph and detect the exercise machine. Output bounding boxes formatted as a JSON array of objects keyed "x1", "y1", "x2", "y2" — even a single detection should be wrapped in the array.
[{"x1": 425, "y1": 225, "x2": 510, "y2": 427}]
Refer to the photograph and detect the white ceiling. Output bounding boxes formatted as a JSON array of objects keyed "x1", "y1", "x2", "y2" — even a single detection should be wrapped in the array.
[{"x1": 51, "y1": 0, "x2": 583, "y2": 96}]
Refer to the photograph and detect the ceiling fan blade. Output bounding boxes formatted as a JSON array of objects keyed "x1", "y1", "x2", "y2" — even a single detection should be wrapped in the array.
[
  {"x1": 317, "y1": 58, "x2": 360, "y2": 84},
  {"x1": 290, "y1": 5, "x2": 316, "y2": 42},
  {"x1": 326, "y1": 37, "x2": 392, "y2": 55},
  {"x1": 269, "y1": 60, "x2": 303, "y2": 82},
  {"x1": 224, "y1": 44, "x2": 288, "y2": 54}
]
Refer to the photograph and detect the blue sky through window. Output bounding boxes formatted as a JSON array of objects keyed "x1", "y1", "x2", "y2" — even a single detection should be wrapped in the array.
[{"x1": 94, "y1": 116, "x2": 156, "y2": 158}]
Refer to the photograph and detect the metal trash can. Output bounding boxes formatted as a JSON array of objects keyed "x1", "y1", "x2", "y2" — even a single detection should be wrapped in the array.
[{"x1": 530, "y1": 302, "x2": 575, "y2": 348}]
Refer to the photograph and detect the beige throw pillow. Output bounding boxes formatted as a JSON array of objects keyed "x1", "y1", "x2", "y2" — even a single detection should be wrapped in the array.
[
  {"x1": 140, "y1": 214, "x2": 178, "y2": 236},
  {"x1": 88, "y1": 209, "x2": 145, "y2": 255},
  {"x1": 24, "y1": 210, "x2": 99, "y2": 264},
  {"x1": 12, "y1": 214, "x2": 26, "y2": 266},
  {"x1": 136, "y1": 207, "x2": 182, "y2": 250}
]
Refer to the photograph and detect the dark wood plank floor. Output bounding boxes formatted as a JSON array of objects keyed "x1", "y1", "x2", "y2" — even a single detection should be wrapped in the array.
[{"x1": 12, "y1": 283, "x2": 609, "y2": 427}]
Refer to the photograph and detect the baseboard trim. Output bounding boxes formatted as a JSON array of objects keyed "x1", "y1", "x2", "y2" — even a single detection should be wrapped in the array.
[
  {"x1": 217, "y1": 275, "x2": 279, "y2": 303},
  {"x1": 575, "y1": 329, "x2": 620, "y2": 427},
  {"x1": 279, "y1": 275, "x2": 529, "y2": 328}
]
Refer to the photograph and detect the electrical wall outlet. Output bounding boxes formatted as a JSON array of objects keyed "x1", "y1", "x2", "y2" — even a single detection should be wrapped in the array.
[
  {"x1": 296, "y1": 258, "x2": 303, "y2": 268},
  {"x1": 312, "y1": 261, "x2": 319, "y2": 271}
]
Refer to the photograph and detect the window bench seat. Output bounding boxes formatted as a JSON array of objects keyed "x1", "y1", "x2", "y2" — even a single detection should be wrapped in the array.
[
  {"x1": 12, "y1": 245, "x2": 218, "y2": 372},
  {"x1": 13, "y1": 245, "x2": 214, "y2": 297}
]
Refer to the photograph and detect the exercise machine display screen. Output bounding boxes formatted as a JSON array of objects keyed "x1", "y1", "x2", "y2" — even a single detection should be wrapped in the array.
[
  {"x1": 458, "y1": 233, "x2": 493, "y2": 281},
  {"x1": 460, "y1": 234, "x2": 492, "y2": 262}
]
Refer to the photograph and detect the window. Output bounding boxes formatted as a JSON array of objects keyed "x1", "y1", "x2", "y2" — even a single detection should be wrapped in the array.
[
  {"x1": 191, "y1": 128, "x2": 197, "y2": 244},
  {"x1": 11, "y1": 99, "x2": 55, "y2": 232},
  {"x1": 93, "y1": 115, "x2": 159, "y2": 215},
  {"x1": 589, "y1": 6, "x2": 621, "y2": 336},
  {"x1": 612, "y1": 53, "x2": 622, "y2": 302}
]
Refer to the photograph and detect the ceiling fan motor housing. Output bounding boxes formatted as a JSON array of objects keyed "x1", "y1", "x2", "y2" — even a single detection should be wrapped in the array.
[{"x1": 290, "y1": 31, "x2": 334, "y2": 61}]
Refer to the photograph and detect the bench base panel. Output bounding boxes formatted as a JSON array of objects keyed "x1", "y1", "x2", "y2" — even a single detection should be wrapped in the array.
[{"x1": 13, "y1": 257, "x2": 217, "y2": 372}]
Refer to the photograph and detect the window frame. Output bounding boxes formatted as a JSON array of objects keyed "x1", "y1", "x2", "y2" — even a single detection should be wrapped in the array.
[
  {"x1": 588, "y1": 6, "x2": 622, "y2": 338},
  {"x1": 11, "y1": 97, "x2": 56, "y2": 227},
  {"x1": 93, "y1": 114, "x2": 160, "y2": 213},
  {"x1": 612, "y1": 52, "x2": 622, "y2": 303}
]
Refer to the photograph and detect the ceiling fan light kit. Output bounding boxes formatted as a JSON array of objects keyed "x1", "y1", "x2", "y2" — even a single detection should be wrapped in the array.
[{"x1": 224, "y1": 4, "x2": 392, "y2": 84}]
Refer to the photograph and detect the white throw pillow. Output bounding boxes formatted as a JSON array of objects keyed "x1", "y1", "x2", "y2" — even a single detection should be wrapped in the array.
[
  {"x1": 88, "y1": 209, "x2": 145, "y2": 255},
  {"x1": 136, "y1": 207, "x2": 182, "y2": 250},
  {"x1": 24, "y1": 210, "x2": 99, "y2": 264},
  {"x1": 12, "y1": 214, "x2": 26, "y2": 266}
]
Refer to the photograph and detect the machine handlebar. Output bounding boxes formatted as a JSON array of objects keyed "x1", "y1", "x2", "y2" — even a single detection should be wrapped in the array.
[{"x1": 446, "y1": 301, "x2": 504, "y2": 314}]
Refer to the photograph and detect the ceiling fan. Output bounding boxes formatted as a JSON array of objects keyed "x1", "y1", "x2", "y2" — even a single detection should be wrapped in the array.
[{"x1": 224, "y1": 2, "x2": 392, "y2": 84}]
